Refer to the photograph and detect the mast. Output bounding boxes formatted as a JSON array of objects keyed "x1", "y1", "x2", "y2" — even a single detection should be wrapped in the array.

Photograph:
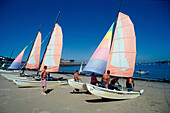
[
  {"x1": 26, "y1": 24, "x2": 42, "y2": 64},
  {"x1": 109, "y1": 0, "x2": 122, "y2": 51},
  {"x1": 39, "y1": 11, "x2": 61, "y2": 69},
  {"x1": 10, "y1": 49, "x2": 14, "y2": 59}
]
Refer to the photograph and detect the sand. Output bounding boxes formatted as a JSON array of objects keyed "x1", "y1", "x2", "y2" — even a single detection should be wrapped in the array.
[{"x1": 0, "y1": 72, "x2": 170, "y2": 113}]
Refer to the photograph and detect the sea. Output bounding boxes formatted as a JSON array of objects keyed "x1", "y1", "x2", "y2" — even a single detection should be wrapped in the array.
[{"x1": 58, "y1": 63, "x2": 170, "y2": 81}]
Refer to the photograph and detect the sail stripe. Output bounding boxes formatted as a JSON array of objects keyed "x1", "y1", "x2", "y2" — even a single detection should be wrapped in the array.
[
  {"x1": 83, "y1": 59, "x2": 107, "y2": 75},
  {"x1": 26, "y1": 32, "x2": 41, "y2": 69},
  {"x1": 106, "y1": 12, "x2": 136, "y2": 77},
  {"x1": 8, "y1": 46, "x2": 28, "y2": 69},
  {"x1": 40, "y1": 24, "x2": 63, "y2": 72},
  {"x1": 83, "y1": 23, "x2": 115, "y2": 74}
]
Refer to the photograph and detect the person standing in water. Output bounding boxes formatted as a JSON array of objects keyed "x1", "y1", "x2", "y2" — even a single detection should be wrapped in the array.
[
  {"x1": 40, "y1": 66, "x2": 48, "y2": 95},
  {"x1": 101, "y1": 70, "x2": 110, "y2": 88}
]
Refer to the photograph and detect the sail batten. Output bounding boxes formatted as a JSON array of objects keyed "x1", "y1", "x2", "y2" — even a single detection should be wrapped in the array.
[{"x1": 40, "y1": 24, "x2": 63, "y2": 72}]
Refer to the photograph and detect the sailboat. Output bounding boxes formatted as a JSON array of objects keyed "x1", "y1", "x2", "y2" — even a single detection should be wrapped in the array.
[
  {"x1": 0, "y1": 45, "x2": 29, "y2": 74},
  {"x1": 68, "y1": 17, "x2": 115, "y2": 91},
  {"x1": 85, "y1": 12, "x2": 144, "y2": 99},
  {"x1": 2, "y1": 26, "x2": 42, "y2": 81},
  {"x1": 18, "y1": 25, "x2": 42, "y2": 77},
  {"x1": 68, "y1": 22, "x2": 114, "y2": 91},
  {"x1": 79, "y1": 63, "x2": 86, "y2": 75},
  {"x1": 25, "y1": 28, "x2": 41, "y2": 70},
  {"x1": 69, "y1": 1, "x2": 144, "y2": 99},
  {"x1": 1, "y1": 63, "x2": 5, "y2": 68},
  {"x1": 13, "y1": 12, "x2": 67, "y2": 86},
  {"x1": 8, "y1": 45, "x2": 28, "y2": 70}
]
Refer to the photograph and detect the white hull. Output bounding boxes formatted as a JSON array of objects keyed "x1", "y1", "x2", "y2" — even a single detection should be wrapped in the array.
[
  {"x1": 13, "y1": 79, "x2": 68, "y2": 86},
  {"x1": 135, "y1": 71, "x2": 149, "y2": 74},
  {"x1": 86, "y1": 83, "x2": 144, "y2": 99},
  {"x1": 1, "y1": 74, "x2": 31, "y2": 81},
  {"x1": 6, "y1": 76, "x2": 33, "y2": 81},
  {"x1": 68, "y1": 79, "x2": 87, "y2": 90},
  {"x1": 1, "y1": 73, "x2": 18, "y2": 78},
  {"x1": 0, "y1": 69, "x2": 19, "y2": 73}
]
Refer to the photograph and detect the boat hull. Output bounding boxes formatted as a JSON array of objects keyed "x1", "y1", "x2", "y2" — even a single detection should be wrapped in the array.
[
  {"x1": 68, "y1": 79, "x2": 87, "y2": 90},
  {"x1": 0, "y1": 69, "x2": 19, "y2": 73},
  {"x1": 135, "y1": 71, "x2": 149, "y2": 74},
  {"x1": 5, "y1": 76, "x2": 32, "y2": 81},
  {"x1": 1, "y1": 73, "x2": 18, "y2": 79},
  {"x1": 13, "y1": 79, "x2": 68, "y2": 86},
  {"x1": 86, "y1": 83, "x2": 144, "y2": 99},
  {"x1": 1, "y1": 74, "x2": 32, "y2": 81}
]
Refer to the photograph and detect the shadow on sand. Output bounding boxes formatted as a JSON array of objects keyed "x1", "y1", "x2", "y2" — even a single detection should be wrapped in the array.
[
  {"x1": 45, "y1": 88, "x2": 54, "y2": 94},
  {"x1": 18, "y1": 86, "x2": 38, "y2": 88},
  {"x1": 86, "y1": 98, "x2": 125, "y2": 103},
  {"x1": 70, "y1": 91, "x2": 91, "y2": 95}
]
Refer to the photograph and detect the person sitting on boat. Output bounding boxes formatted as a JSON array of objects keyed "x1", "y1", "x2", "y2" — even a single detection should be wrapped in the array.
[
  {"x1": 73, "y1": 70, "x2": 83, "y2": 92},
  {"x1": 101, "y1": 70, "x2": 110, "y2": 88},
  {"x1": 90, "y1": 72, "x2": 99, "y2": 85},
  {"x1": 40, "y1": 65, "x2": 48, "y2": 95},
  {"x1": 108, "y1": 78, "x2": 121, "y2": 90},
  {"x1": 110, "y1": 77, "x2": 120, "y2": 86},
  {"x1": 126, "y1": 77, "x2": 135, "y2": 91},
  {"x1": 74, "y1": 70, "x2": 83, "y2": 82}
]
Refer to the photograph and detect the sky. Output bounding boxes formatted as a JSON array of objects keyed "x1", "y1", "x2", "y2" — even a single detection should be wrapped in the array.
[{"x1": 0, "y1": 0, "x2": 170, "y2": 63}]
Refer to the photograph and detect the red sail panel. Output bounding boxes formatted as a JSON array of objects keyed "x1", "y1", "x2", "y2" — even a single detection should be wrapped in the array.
[
  {"x1": 106, "y1": 12, "x2": 136, "y2": 77},
  {"x1": 40, "y1": 24, "x2": 63, "y2": 72},
  {"x1": 26, "y1": 32, "x2": 41, "y2": 69}
]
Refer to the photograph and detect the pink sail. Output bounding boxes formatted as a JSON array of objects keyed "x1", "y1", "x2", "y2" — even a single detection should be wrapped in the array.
[
  {"x1": 106, "y1": 12, "x2": 136, "y2": 77},
  {"x1": 26, "y1": 32, "x2": 41, "y2": 69},
  {"x1": 40, "y1": 24, "x2": 63, "y2": 72},
  {"x1": 8, "y1": 46, "x2": 28, "y2": 69},
  {"x1": 83, "y1": 23, "x2": 115, "y2": 74}
]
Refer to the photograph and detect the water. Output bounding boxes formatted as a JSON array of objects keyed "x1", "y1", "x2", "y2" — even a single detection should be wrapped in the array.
[
  {"x1": 133, "y1": 63, "x2": 170, "y2": 81},
  {"x1": 59, "y1": 63, "x2": 170, "y2": 81}
]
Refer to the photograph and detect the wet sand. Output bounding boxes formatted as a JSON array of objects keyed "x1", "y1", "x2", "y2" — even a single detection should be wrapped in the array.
[{"x1": 0, "y1": 72, "x2": 170, "y2": 113}]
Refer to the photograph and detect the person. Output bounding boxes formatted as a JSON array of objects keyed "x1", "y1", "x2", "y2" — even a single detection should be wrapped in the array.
[
  {"x1": 73, "y1": 70, "x2": 82, "y2": 82},
  {"x1": 101, "y1": 70, "x2": 110, "y2": 88},
  {"x1": 110, "y1": 78, "x2": 120, "y2": 86},
  {"x1": 73, "y1": 70, "x2": 83, "y2": 92},
  {"x1": 90, "y1": 73, "x2": 99, "y2": 85},
  {"x1": 40, "y1": 66, "x2": 48, "y2": 95},
  {"x1": 109, "y1": 77, "x2": 121, "y2": 90},
  {"x1": 126, "y1": 77, "x2": 135, "y2": 91}
]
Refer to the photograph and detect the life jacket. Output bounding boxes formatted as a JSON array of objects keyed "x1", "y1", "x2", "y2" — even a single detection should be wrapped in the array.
[
  {"x1": 43, "y1": 72, "x2": 47, "y2": 78},
  {"x1": 74, "y1": 73, "x2": 79, "y2": 81},
  {"x1": 41, "y1": 70, "x2": 47, "y2": 79},
  {"x1": 102, "y1": 73, "x2": 110, "y2": 83},
  {"x1": 127, "y1": 78, "x2": 132, "y2": 84}
]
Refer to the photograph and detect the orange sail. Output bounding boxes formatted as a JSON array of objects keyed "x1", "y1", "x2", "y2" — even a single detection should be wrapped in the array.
[
  {"x1": 106, "y1": 12, "x2": 136, "y2": 77},
  {"x1": 26, "y1": 32, "x2": 41, "y2": 69},
  {"x1": 40, "y1": 24, "x2": 63, "y2": 72}
]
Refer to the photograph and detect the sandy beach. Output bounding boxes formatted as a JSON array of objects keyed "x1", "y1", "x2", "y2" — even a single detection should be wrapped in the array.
[{"x1": 0, "y1": 72, "x2": 170, "y2": 113}]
